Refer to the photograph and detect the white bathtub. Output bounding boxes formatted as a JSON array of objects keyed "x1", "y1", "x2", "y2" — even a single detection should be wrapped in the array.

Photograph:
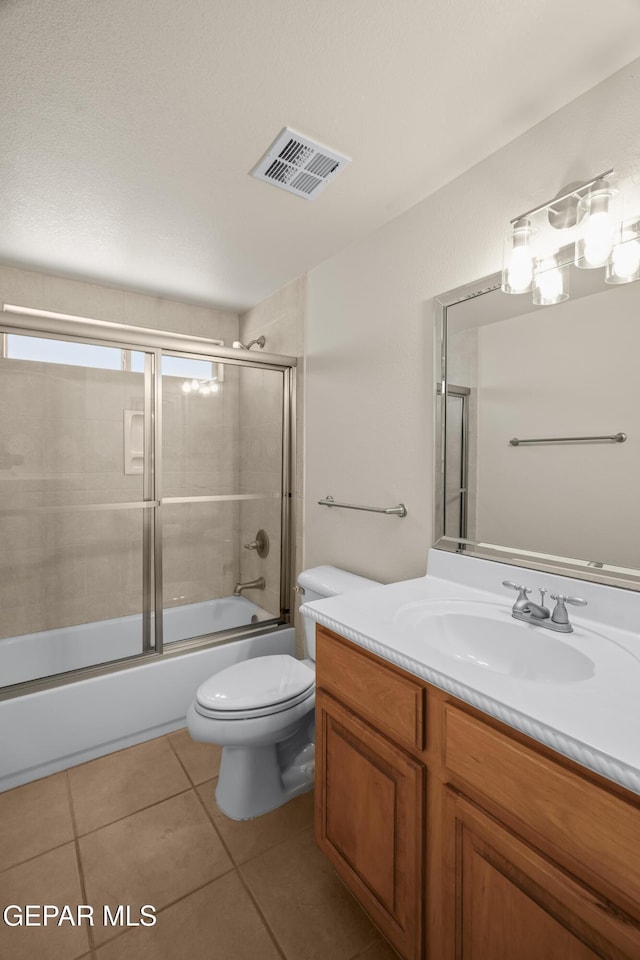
[
  {"x1": 0, "y1": 598, "x2": 295, "y2": 792},
  {"x1": 0, "y1": 595, "x2": 277, "y2": 687}
]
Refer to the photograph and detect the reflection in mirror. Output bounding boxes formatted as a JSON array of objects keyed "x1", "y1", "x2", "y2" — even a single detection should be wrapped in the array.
[{"x1": 434, "y1": 265, "x2": 640, "y2": 588}]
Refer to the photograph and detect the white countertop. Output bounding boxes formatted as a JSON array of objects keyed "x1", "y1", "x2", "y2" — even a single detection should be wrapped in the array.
[{"x1": 301, "y1": 551, "x2": 640, "y2": 796}]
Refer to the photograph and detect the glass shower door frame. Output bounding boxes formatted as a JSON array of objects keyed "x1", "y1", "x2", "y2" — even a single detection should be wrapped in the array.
[
  {"x1": 0, "y1": 322, "x2": 162, "y2": 683},
  {"x1": 0, "y1": 307, "x2": 296, "y2": 695},
  {"x1": 160, "y1": 347, "x2": 294, "y2": 629}
]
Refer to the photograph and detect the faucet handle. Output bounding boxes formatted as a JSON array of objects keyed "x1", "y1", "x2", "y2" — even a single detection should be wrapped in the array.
[
  {"x1": 502, "y1": 581, "x2": 530, "y2": 595},
  {"x1": 502, "y1": 581, "x2": 531, "y2": 609},
  {"x1": 549, "y1": 593, "x2": 588, "y2": 625},
  {"x1": 243, "y1": 529, "x2": 269, "y2": 558},
  {"x1": 549, "y1": 593, "x2": 588, "y2": 606}
]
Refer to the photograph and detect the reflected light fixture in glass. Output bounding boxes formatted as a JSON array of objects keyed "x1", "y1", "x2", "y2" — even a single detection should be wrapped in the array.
[
  {"x1": 181, "y1": 378, "x2": 219, "y2": 396},
  {"x1": 533, "y1": 253, "x2": 569, "y2": 305}
]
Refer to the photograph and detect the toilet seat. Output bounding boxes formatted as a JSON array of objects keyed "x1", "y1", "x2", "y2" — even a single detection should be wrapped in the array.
[{"x1": 194, "y1": 654, "x2": 315, "y2": 721}]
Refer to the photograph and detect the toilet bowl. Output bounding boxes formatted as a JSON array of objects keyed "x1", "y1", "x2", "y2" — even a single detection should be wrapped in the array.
[{"x1": 187, "y1": 565, "x2": 380, "y2": 820}]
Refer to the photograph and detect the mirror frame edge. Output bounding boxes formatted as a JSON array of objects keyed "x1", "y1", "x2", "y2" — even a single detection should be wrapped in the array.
[{"x1": 432, "y1": 271, "x2": 640, "y2": 593}]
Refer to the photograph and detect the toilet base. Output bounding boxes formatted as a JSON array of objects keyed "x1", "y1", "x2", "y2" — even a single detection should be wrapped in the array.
[
  {"x1": 187, "y1": 696, "x2": 316, "y2": 821},
  {"x1": 216, "y1": 744, "x2": 283, "y2": 820},
  {"x1": 215, "y1": 738, "x2": 314, "y2": 821}
]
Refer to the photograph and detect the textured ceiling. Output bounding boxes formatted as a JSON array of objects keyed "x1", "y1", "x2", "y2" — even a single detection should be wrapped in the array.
[{"x1": 2, "y1": 0, "x2": 640, "y2": 311}]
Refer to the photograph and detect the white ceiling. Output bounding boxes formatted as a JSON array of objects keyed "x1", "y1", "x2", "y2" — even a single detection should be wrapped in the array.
[{"x1": 2, "y1": 0, "x2": 640, "y2": 312}]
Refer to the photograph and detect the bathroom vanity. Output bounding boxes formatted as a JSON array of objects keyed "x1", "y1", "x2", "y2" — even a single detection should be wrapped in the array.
[
  {"x1": 302, "y1": 553, "x2": 640, "y2": 960},
  {"x1": 315, "y1": 625, "x2": 640, "y2": 959}
]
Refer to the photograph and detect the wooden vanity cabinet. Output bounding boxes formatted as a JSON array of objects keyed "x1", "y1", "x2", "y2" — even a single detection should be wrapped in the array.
[
  {"x1": 315, "y1": 627, "x2": 427, "y2": 960},
  {"x1": 316, "y1": 690, "x2": 424, "y2": 960},
  {"x1": 314, "y1": 625, "x2": 640, "y2": 960}
]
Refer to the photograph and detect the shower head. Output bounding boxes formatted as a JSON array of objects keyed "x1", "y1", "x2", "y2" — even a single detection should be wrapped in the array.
[{"x1": 232, "y1": 336, "x2": 265, "y2": 351}]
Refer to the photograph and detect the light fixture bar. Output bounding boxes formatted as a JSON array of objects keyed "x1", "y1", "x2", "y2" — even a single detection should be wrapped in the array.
[{"x1": 510, "y1": 169, "x2": 613, "y2": 225}]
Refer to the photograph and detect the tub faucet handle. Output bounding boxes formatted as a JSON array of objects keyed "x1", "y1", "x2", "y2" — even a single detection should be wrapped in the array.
[{"x1": 243, "y1": 529, "x2": 269, "y2": 558}]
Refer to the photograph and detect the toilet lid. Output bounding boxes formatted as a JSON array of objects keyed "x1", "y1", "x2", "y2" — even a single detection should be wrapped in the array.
[{"x1": 195, "y1": 655, "x2": 315, "y2": 716}]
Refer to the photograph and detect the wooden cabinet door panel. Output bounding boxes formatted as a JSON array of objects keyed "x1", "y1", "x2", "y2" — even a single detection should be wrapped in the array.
[
  {"x1": 444, "y1": 704, "x2": 640, "y2": 916},
  {"x1": 447, "y1": 790, "x2": 640, "y2": 960},
  {"x1": 316, "y1": 690, "x2": 424, "y2": 960}
]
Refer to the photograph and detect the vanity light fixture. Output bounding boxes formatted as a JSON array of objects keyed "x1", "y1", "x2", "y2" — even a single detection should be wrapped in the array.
[
  {"x1": 502, "y1": 218, "x2": 535, "y2": 294},
  {"x1": 574, "y1": 179, "x2": 617, "y2": 269},
  {"x1": 501, "y1": 168, "x2": 640, "y2": 305},
  {"x1": 606, "y1": 217, "x2": 640, "y2": 284}
]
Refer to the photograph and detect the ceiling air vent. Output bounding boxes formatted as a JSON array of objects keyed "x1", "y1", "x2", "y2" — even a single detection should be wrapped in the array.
[{"x1": 251, "y1": 127, "x2": 350, "y2": 200}]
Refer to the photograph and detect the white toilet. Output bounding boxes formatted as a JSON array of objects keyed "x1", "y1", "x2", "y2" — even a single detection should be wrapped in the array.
[{"x1": 187, "y1": 566, "x2": 379, "y2": 820}]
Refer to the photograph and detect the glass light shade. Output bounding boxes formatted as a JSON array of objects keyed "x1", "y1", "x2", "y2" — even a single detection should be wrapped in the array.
[
  {"x1": 533, "y1": 254, "x2": 569, "y2": 305},
  {"x1": 502, "y1": 218, "x2": 536, "y2": 294},
  {"x1": 606, "y1": 219, "x2": 640, "y2": 285},
  {"x1": 181, "y1": 380, "x2": 192, "y2": 394},
  {"x1": 575, "y1": 180, "x2": 618, "y2": 269}
]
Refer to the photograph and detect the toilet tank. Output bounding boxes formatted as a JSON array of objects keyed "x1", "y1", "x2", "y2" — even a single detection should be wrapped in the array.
[{"x1": 298, "y1": 565, "x2": 381, "y2": 660}]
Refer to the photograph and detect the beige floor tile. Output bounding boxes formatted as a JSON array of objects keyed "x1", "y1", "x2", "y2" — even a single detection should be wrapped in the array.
[
  {"x1": 0, "y1": 771, "x2": 74, "y2": 870},
  {"x1": 168, "y1": 726, "x2": 221, "y2": 784},
  {"x1": 68, "y1": 736, "x2": 190, "y2": 834},
  {"x1": 0, "y1": 843, "x2": 90, "y2": 960},
  {"x1": 79, "y1": 790, "x2": 233, "y2": 946},
  {"x1": 240, "y1": 827, "x2": 379, "y2": 960},
  {"x1": 94, "y1": 872, "x2": 283, "y2": 960},
  {"x1": 197, "y1": 780, "x2": 314, "y2": 864}
]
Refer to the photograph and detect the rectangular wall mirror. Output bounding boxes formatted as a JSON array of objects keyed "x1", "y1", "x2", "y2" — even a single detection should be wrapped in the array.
[{"x1": 434, "y1": 267, "x2": 640, "y2": 589}]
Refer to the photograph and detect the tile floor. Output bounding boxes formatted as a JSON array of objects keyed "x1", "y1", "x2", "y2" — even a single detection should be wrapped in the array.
[{"x1": 0, "y1": 730, "x2": 398, "y2": 960}]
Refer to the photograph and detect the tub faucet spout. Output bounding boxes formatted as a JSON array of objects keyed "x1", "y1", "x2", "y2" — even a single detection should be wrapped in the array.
[{"x1": 233, "y1": 577, "x2": 265, "y2": 596}]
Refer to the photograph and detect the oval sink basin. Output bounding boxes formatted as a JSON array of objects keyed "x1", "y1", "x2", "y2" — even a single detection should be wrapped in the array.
[{"x1": 393, "y1": 599, "x2": 595, "y2": 683}]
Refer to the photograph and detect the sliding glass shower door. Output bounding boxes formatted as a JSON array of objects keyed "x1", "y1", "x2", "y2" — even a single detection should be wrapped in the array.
[
  {"x1": 0, "y1": 316, "x2": 294, "y2": 693},
  {"x1": 161, "y1": 354, "x2": 287, "y2": 644},
  {"x1": 0, "y1": 333, "x2": 158, "y2": 685}
]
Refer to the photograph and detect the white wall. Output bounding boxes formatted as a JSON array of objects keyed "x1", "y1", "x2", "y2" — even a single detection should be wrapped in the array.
[{"x1": 305, "y1": 59, "x2": 640, "y2": 583}]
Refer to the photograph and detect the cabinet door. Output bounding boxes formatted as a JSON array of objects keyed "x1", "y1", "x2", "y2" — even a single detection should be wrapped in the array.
[
  {"x1": 316, "y1": 691, "x2": 424, "y2": 960},
  {"x1": 446, "y1": 790, "x2": 640, "y2": 960}
]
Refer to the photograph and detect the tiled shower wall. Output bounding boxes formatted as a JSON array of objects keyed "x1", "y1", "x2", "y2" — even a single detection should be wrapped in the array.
[
  {"x1": 0, "y1": 359, "x2": 148, "y2": 639},
  {"x1": 238, "y1": 276, "x2": 305, "y2": 648},
  {"x1": 0, "y1": 265, "x2": 240, "y2": 639},
  {"x1": 162, "y1": 367, "x2": 241, "y2": 608}
]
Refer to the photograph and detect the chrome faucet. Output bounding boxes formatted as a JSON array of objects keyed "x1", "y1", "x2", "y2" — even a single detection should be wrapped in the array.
[
  {"x1": 233, "y1": 576, "x2": 265, "y2": 596},
  {"x1": 502, "y1": 581, "x2": 587, "y2": 633}
]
